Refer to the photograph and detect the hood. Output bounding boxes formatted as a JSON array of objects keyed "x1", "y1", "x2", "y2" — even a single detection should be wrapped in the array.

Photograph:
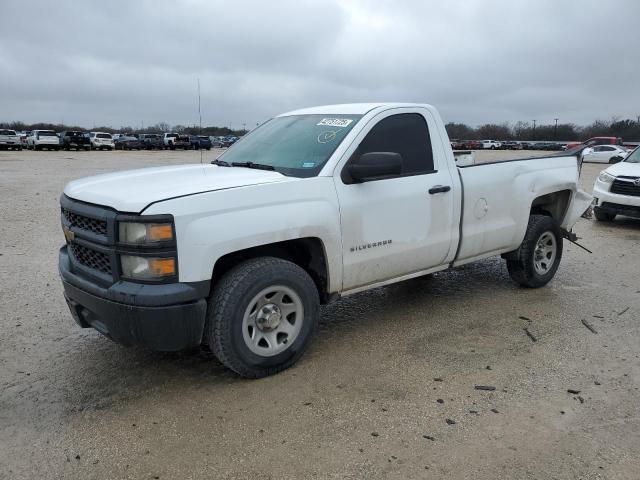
[
  {"x1": 605, "y1": 161, "x2": 640, "y2": 177},
  {"x1": 64, "y1": 164, "x2": 292, "y2": 212}
]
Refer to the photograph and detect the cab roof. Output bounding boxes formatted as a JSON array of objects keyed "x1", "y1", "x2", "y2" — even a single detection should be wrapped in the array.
[{"x1": 278, "y1": 103, "x2": 435, "y2": 117}]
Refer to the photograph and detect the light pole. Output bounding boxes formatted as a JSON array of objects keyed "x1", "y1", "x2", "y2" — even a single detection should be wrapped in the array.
[
  {"x1": 554, "y1": 118, "x2": 558, "y2": 140},
  {"x1": 532, "y1": 120, "x2": 537, "y2": 140}
]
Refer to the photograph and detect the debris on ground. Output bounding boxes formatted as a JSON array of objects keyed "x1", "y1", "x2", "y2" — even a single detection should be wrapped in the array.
[
  {"x1": 490, "y1": 408, "x2": 499, "y2": 414},
  {"x1": 617, "y1": 307, "x2": 629, "y2": 316},
  {"x1": 581, "y1": 319, "x2": 598, "y2": 334},
  {"x1": 524, "y1": 327, "x2": 537, "y2": 342},
  {"x1": 445, "y1": 419, "x2": 456, "y2": 425},
  {"x1": 577, "y1": 396, "x2": 585, "y2": 404},
  {"x1": 474, "y1": 385, "x2": 496, "y2": 391},
  {"x1": 423, "y1": 435, "x2": 435, "y2": 441},
  {"x1": 567, "y1": 389, "x2": 581, "y2": 395},
  {"x1": 519, "y1": 315, "x2": 531, "y2": 321},
  {"x1": 436, "y1": 399, "x2": 444, "y2": 404}
]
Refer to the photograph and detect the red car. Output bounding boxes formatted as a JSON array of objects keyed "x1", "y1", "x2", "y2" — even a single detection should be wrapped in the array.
[{"x1": 565, "y1": 136, "x2": 623, "y2": 150}]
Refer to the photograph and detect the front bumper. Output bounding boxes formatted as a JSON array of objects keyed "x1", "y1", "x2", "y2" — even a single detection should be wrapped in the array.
[
  {"x1": 593, "y1": 180, "x2": 640, "y2": 218},
  {"x1": 60, "y1": 247, "x2": 208, "y2": 351}
]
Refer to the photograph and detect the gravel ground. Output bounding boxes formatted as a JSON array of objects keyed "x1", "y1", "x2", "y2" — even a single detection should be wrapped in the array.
[{"x1": 1, "y1": 148, "x2": 639, "y2": 479}]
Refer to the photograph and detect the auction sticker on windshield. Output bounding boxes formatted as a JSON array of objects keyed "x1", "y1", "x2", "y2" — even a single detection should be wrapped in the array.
[{"x1": 317, "y1": 118, "x2": 354, "y2": 128}]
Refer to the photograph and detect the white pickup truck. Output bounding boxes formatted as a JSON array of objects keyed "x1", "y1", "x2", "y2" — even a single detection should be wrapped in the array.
[{"x1": 59, "y1": 103, "x2": 591, "y2": 377}]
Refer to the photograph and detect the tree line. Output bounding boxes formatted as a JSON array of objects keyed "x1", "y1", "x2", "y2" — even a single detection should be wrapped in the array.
[
  {"x1": 0, "y1": 121, "x2": 247, "y2": 137},
  {"x1": 3, "y1": 117, "x2": 640, "y2": 142},
  {"x1": 445, "y1": 117, "x2": 640, "y2": 141}
]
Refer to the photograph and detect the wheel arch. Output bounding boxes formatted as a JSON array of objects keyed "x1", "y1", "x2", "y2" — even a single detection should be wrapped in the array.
[
  {"x1": 210, "y1": 237, "x2": 333, "y2": 304},
  {"x1": 529, "y1": 189, "x2": 572, "y2": 223}
]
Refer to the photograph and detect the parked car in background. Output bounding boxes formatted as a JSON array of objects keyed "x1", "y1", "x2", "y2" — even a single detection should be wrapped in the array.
[
  {"x1": 139, "y1": 134, "x2": 163, "y2": 149},
  {"x1": 18, "y1": 131, "x2": 30, "y2": 146},
  {"x1": 88, "y1": 132, "x2": 114, "y2": 150},
  {"x1": 114, "y1": 135, "x2": 142, "y2": 150},
  {"x1": 28, "y1": 130, "x2": 60, "y2": 150},
  {"x1": 170, "y1": 134, "x2": 191, "y2": 150},
  {"x1": 533, "y1": 142, "x2": 564, "y2": 151},
  {"x1": 0, "y1": 129, "x2": 22, "y2": 150},
  {"x1": 480, "y1": 140, "x2": 502, "y2": 149},
  {"x1": 209, "y1": 136, "x2": 224, "y2": 147},
  {"x1": 219, "y1": 136, "x2": 239, "y2": 147},
  {"x1": 163, "y1": 133, "x2": 179, "y2": 148},
  {"x1": 566, "y1": 136, "x2": 624, "y2": 150},
  {"x1": 464, "y1": 139, "x2": 482, "y2": 149},
  {"x1": 190, "y1": 135, "x2": 212, "y2": 150},
  {"x1": 502, "y1": 141, "x2": 522, "y2": 150},
  {"x1": 592, "y1": 146, "x2": 640, "y2": 221},
  {"x1": 450, "y1": 139, "x2": 463, "y2": 149},
  {"x1": 582, "y1": 145, "x2": 629, "y2": 164},
  {"x1": 60, "y1": 131, "x2": 90, "y2": 151}
]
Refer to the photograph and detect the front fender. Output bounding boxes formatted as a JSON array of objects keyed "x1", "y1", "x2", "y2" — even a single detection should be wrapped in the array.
[{"x1": 144, "y1": 177, "x2": 343, "y2": 292}]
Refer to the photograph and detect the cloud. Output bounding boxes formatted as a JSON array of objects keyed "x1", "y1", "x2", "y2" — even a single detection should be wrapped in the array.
[{"x1": 1, "y1": 0, "x2": 638, "y2": 129}]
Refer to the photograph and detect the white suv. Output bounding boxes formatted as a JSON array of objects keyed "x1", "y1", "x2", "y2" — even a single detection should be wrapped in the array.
[
  {"x1": 89, "y1": 132, "x2": 115, "y2": 151},
  {"x1": 480, "y1": 140, "x2": 502, "y2": 149},
  {"x1": 27, "y1": 130, "x2": 60, "y2": 150},
  {"x1": 592, "y1": 147, "x2": 640, "y2": 221}
]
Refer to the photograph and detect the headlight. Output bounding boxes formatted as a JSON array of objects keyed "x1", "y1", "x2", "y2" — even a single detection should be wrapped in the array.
[
  {"x1": 121, "y1": 255, "x2": 176, "y2": 280},
  {"x1": 119, "y1": 222, "x2": 174, "y2": 244},
  {"x1": 597, "y1": 172, "x2": 615, "y2": 184}
]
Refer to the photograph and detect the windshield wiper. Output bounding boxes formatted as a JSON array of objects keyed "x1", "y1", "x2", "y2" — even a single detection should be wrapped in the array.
[
  {"x1": 231, "y1": 161, "x2": 275, "y2": 171},
  {"x1": 211, "y1": 159, "x2": 231, "y2": 166}
]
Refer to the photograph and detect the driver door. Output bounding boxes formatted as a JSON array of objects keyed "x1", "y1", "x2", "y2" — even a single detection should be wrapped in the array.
[{"x1": 334, "y1": 109, "x2": 458, "y2": 291}]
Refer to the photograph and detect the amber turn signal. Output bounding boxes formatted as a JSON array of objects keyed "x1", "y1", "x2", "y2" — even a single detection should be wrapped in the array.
[{"x1": 147, "y1": 224, "x2": 174, "y2": 242}]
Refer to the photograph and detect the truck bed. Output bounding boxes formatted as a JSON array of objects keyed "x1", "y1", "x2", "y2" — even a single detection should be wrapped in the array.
[{"x1": 454, "y1": 154, "x2": 590, "y2": 266}]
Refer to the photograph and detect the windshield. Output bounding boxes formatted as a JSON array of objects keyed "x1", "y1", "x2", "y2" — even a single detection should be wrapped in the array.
[
  {"x1": 624, "y1": 147, "x2": 640, "y2": 163},
  {"x1": 0, "y1": 129, "x2": 16, "y2": 135},
  {"x1": 219, "y1": 114, "x2": 362, "y2": 177},
  {"x1": 97, "y1": 133, "x2": 111, "y2": 139}
]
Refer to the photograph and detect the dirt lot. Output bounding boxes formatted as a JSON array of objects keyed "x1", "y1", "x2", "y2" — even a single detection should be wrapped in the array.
[{"x1": 1, "y1": 148, "x2": 639, "y2": 479}]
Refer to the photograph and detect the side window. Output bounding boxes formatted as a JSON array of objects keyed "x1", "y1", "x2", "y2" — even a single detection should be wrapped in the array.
[
  {"x1": 352, "y1": 113, "x2": 434, "y2": 177},
  {"x1": 601, "y1": 146, "x2": 614, "y2": 151}
]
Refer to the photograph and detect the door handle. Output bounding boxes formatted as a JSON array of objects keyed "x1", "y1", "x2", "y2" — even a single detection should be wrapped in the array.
[{"x1": 428, "y1": 185, "x2": 451, "y2": 194}]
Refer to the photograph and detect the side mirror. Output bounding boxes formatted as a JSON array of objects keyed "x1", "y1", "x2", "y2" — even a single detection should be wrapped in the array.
[
  {"x1": 610, "y1": 156, "x2": 623, "y2": 164},
  {"x1": 347, "y1": 152, "x2": 403, "y2": 183}
]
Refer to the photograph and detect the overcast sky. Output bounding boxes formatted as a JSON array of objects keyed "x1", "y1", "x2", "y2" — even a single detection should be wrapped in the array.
[{"x1": 1, "y1": 0, "x2": 639, "y2": 129}]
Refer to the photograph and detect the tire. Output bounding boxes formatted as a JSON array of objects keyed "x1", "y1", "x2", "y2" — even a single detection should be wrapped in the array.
[
  {"x1": 594, "y1": 207, "x2": 615, "y2": 222},
  {"x1": 506, "y1": 214, "x2": 563, "y2": 288},
  {"x1": 205, "y1": 257, "x2": 319, "y2": 378},
  {"x1": 609, "y1": 156, "x2": 622, "y2": 164}
]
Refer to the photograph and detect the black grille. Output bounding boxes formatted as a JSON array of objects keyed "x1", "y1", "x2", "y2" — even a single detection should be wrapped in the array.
[
  {"x1": 62, "y1": 208, "x2": 108, "y2": 235},
  {"x1": 611, "y1": 177, "x2": 640, "y2": 197},
  {"x1": 70, "y1": 243, "x2": 112, "y2": 274}
]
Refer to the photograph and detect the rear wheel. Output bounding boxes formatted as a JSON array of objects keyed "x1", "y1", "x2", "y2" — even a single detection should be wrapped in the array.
[
  {"x1": 594, "y1": 207, "x2": 615, "y2": 222},
  {"x1": 205, "y1": 257, "x2": 319, "y2": 378},
  {"x1": 506, "y1": 215, "x2": 563, "y2": 288}
]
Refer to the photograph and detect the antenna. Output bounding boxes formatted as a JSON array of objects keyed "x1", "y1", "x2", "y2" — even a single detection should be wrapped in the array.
[{"x1": 197, "y1": 78, "x2": 203, "y2": 165}]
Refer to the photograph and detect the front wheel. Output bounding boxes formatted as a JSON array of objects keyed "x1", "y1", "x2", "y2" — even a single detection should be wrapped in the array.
[
  {"x1": 506, "y1": 215, "x2": 563, "y2": 288},
  {"x1": 205, "y1": 257, "x2": 319, "y2": 378}
]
